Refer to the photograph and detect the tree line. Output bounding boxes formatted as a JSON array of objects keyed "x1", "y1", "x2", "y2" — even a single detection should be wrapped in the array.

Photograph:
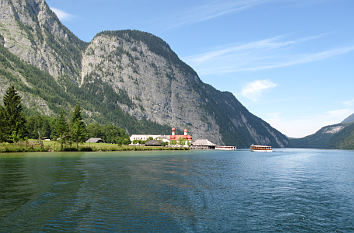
[{"x1": 0, "y1": 86, "x2": 130, "y2": 149}]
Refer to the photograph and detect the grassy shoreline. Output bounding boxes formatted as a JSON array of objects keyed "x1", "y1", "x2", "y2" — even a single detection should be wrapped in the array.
[{"x1": 0, "y1": 140, "x2": 190, "y2": 153}]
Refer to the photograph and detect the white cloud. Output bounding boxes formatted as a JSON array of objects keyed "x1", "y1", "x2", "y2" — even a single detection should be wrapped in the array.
[
  {"x1": 50, "y1": 7, "x2": 74, "y2": 21},
  {"x1": 187, "y1": 34, "x2": 324, "y2": 65},
  {"x1": 240, "y1": 80, "x2": 277, "y2": 101},
  {"x1": 183, "y1": 34, "x2": 354, "y2": 76},
  {"x1": 240, "y1": 46, "x2": 354, "y2": 72},
  {"x1": 343, "y1": 99, "x2": 354, "y2": 107},
  {"x1": 168, "y1": 0, "x2": 268, "y2": 28}
]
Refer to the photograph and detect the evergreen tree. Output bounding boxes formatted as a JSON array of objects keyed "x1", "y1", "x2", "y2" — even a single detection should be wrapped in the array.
[
  {"x1": 87, "y1": 123, "x2": 130, "y2": 145},
  {"x1": 70, "y1": 105, "x2": 87, "y2": 149},
  {"x1": 25, "y1": 114, "x2": 52, "y2": 139},
  {"x1": 55, "y1": 109, "x2": 69, "y2": 150},
  {"x1": 0, "y1": 106, "x2": 6, "y2": 142},
  {"x1": 87, "y1": 123, "x2": 104, "y2": 139},
  {"x1": 103, "y1": 125, "x2": 130, "y2": 145},
  {"x1": 2, "y1": 86, "x2": 26, "y2": 142}
]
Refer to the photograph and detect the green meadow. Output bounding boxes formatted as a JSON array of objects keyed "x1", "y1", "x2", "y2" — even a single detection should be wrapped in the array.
[{"x1": 0, "y1": 140, "x2": 189, "y2": 153}]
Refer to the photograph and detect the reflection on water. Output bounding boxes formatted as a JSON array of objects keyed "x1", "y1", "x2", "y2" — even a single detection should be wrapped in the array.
[
  {"x1": 0, "y1": 156, "x2": 34, "y2": 218},
  {"x1": 0, "y1": 150, "x2": 354, "y2": 232},
  {"x1": 0, "y1": 153, "x2": 86, "y2": 231}
]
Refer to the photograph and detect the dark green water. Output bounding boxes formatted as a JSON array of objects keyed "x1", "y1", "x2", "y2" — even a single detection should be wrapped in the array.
[{"x1": 0, "y1": 149, "x2": 353, "y2": 232}]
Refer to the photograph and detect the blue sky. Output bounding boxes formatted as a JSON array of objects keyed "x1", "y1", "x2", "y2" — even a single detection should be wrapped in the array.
[{"x1": 46, "y1": 0, "x2": 354, "y2": 137}]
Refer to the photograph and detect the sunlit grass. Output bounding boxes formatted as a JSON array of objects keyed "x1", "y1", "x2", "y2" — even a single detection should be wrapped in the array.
[{"x1": 0, "y1": 140, "x2": 189, "y2": 153}]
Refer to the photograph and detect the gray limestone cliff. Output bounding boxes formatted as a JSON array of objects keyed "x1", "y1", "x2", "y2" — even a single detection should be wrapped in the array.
[
  {"x1": 0, "y1": 0, "x2": 86, "y2": 82},
  {"x1": 81, "y1": 31, "x2": 288, "y2": 147},
  {"x1": 81, "y1": 31, "x2": 223, "y2": 144}
]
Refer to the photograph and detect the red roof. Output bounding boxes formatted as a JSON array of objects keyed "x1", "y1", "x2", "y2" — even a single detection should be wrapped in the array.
[{"x1": 169, "y1": 135, "x2": 192, "y2": 140}]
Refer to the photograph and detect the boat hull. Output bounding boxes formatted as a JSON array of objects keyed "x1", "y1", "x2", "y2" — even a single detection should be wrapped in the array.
[
  {"x1": 251, "y1": 149, "x2": 272, "y2": 152},
  {"x1": 215, "y1": 146, "x2": 237, "y2": 151}
]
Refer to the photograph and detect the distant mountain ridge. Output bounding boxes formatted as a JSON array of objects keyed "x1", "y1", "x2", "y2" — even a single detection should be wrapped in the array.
[
  {"x1": 288, "y1": 124, "x2": 346, "y2": 149},
  {"x1": 0, "y1": 0, "x2": 288, "y2": 147},
  {"x1": 327, "y1": 123, "x2": 354, "y2": 149},
  {"x1": 289, "y1": 114, "x2": 354, "y2": 149}
]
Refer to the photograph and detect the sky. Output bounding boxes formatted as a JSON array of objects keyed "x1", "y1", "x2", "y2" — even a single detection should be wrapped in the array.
[{"x1": 46, "y1": 0, "x2": 354, "y2": 138}]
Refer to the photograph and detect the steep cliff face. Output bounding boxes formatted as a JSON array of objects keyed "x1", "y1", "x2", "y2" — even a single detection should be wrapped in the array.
[
  {"x1": 0, "y1": 43, "x2": 74, "y2": 116},
  {"x1": 0, "y1": 0, "x2": 86, "y2": 81},
  {"x1": 0, "y1": 0, "x2": 289, "y2": 147},
  {"x1": 81, "y1": 31, "x2": 288, "y2": 147},
  {"x1": 82, "y1": 31, "x2": 222, "y2": 144}
]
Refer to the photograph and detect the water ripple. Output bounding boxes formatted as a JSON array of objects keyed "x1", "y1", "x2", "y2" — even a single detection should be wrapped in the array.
[{"x1": 0, "y1": 149, "x2": 353, "y2": 232}]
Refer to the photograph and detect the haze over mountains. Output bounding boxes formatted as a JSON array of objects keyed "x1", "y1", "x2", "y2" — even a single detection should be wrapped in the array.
[
  {"x1": 0, "y1": 0, "x2": 289, "y2": 148},
  {"x1": 289, "y1": 113, "x2": 354, "y2": 150}
]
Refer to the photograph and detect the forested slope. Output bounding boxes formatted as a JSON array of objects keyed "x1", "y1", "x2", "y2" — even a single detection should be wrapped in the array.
[{"x1": 289, "y1": 122, "x2": 354, "y2": 150}]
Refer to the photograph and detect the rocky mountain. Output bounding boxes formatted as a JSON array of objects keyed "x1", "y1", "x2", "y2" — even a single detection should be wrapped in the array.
[
  {"x1": 0, "y1": 0, "x2": 86, "y2": 81},
  {"x1": 342, "y1": 113, "x2": 354, "y2": 124},
  {"x1": 0, "y1": 42, "x2": 173, "y2": 135},
  {"x1": 327, "y1": 123, "x2": 354, "y2": 149},
  {"x1": 0, "y1": 43, "x2": 71, "y2": 115},
  {"x1": 288, "y1": 124, "x2": 346, "y2": 149},
  {"x1": 0, "y1": 0, "x2": 288, "y2": 148},
  {"x1": 289, "y1": 121, "x2": 354, "y2": 149}
]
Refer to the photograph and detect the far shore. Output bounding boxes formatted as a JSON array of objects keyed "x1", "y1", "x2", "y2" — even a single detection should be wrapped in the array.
[{"x1": 0, "y1": 140, "x2": 190, "y2": 153}]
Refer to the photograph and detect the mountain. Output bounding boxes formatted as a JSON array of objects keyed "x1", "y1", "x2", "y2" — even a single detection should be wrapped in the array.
[
  {"x1": 81, "y1": 30, "x2": 288, "y2": 146},
  {"x1": 288, "y1": 124, "x2": 346, "y2": 148},
  {"x1": 0, "y1": 0, "x2": 288, "y2": 148},
  {"x1": 327, "y1": 123, "x2": 354, "y2": 149},
  {"x1": 0, "y1": 0, "x2": 86, "y2": 81},
  {"x1": 0, "y1": 42, "x2": 74, "y2": 115},
  {"x1": 0, "y1": 42, "x2": 173, "y2": 135},
  {"x1": 342, "y1": 113, "x2": 354, "y2": 124},
  {"x1": 289, "y1": 121, "x2": 354, "y2": 149}
]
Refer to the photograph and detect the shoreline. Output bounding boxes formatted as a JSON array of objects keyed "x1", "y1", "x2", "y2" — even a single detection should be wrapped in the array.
[{"x1": 0, "y1": 141, "x2": 190, "y2": 153}]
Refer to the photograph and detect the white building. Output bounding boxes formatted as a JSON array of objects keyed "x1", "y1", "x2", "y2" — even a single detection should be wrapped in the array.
[{"x1": 130, "y1": 135, "x2": 170, "y2": 143}]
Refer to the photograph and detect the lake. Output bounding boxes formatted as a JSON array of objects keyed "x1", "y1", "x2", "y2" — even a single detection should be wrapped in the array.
[{"x1": 0, "y1": 149, "x2": 353, "y2": 232}]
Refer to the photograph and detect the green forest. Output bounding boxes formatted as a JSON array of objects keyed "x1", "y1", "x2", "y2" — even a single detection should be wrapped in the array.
[{"x1": 0, "y1": 86, "x2": 130, "y2": 150}]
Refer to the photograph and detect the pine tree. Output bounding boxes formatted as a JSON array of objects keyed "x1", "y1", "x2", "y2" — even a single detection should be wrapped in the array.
[
  {"x1": 55, "y1": 109, "x2": 69, "y2": 150},
  {"x1": 71, "y1": 105, "x2": 87, "y2": 149},
  {"x1": 0, "y1": 106, "x2": 6, "y2": 142},
  {"x1": 2, "y1": 86, "x2": 26, "y2": 143}
]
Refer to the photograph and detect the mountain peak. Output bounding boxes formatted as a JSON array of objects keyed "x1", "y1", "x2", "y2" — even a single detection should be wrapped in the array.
[
  {"x1": 95, "y1": 30, "x2": 181, "y2": 66},
  {"x1": 0, "y1": 0, "x2": 86, "y2": 81},
  {"x1": 81, "y1": 29, "x2": 288, "y2": 146},
  {"x1": 342, "y1": 113, "x2": 354, "y2": 124}
]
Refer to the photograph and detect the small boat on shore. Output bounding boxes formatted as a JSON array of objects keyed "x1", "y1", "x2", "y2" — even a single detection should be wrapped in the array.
[{"x1": 250, "y1": 144, "x2": 272, "y2": 152}]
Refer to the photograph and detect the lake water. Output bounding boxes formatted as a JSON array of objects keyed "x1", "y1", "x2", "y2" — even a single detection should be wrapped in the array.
[{"x1": 0, "y1": 149, "x2": 353, "y2": 232}]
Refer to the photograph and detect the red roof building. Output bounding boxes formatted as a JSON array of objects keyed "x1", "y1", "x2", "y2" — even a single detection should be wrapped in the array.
[{"x1": 169, "y1": 128, "x2": 192, "y2": 141}]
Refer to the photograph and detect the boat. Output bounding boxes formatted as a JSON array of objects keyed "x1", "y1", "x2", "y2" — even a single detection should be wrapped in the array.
[
  {"x1": 250, "y1": 144, "x2": 272, "y2": 152},
  {"x1": 215, "y1": 146, "x2": 237, "y2": 151}
]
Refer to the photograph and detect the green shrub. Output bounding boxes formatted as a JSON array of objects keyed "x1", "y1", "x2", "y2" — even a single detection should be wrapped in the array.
[
  {"x1": 62, "y1": 147, "x2": 78, "y2": 152},
  {"x1": 79, "y1": 147, "x2": 93, "y2": 151}
]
